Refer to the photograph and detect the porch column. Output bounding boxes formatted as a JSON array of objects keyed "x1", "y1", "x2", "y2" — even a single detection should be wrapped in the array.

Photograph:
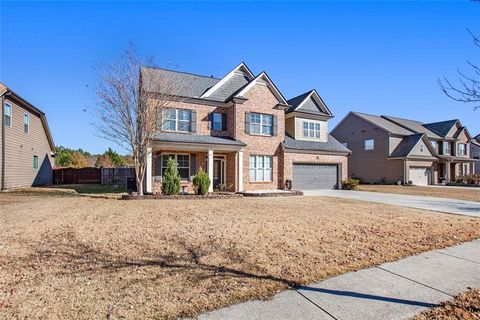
[
  {"x1": 208, "y1": 149, "x2": 214, "y2": 192},
  {"x1": 445, "y1": 162, "x2": 450, "y2": 183},
  {"x1": 238, "y1": 150, "x2": 244, "y2": 192},
  {"x1": 146, "y1": 147, "x2": 152, "y2": 193}
]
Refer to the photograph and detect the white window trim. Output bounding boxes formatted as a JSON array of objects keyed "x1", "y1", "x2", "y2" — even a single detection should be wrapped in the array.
[
  {"x1": 163, "y1": 108, "x2": 191, "y2": 133},
  {"x1": 302, "y1": 120, "x2": 321, "y2": 139},
  {"x1": 4, "y1": 103, "x2": 12, "y2": 127},
  {"x1": 443, "y1": 142, "x2": 451, "y2": 155},
  {"x1": 23, "y1": 113, "x2": 29, "y2": 134},
  {"x1": 364, "y1": 139, "x2": 374, "y2": 151},
  {"x1": 212, "y1": 112, "x2": 223, "y2": 131},
  {"x1": 249, "y1": 155, "x2": 273, "y2": 182},
  {"x1": 458, "y1": 143, "x2": 467, "y2": 156},
  {"x1": 249, "y1": 112, "x2": 274, "y2": 136},
  {"x1": 160, "y1": 153, "x2": 190, "y2": 181},
  {"x1": 33, "y1": 155, "x2": 39, "y2": 170}
]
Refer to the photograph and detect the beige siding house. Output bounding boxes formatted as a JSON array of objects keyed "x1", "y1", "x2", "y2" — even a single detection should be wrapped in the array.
[
  {"x1": 141, "y1": 63, "x2": 350, "y2": 193},
  {"x1": 1, "y1": 83, "x2": 55, "y2": 190},
  {"x1": 331, "y1": 112, "x2": 475, "y2": 185}
]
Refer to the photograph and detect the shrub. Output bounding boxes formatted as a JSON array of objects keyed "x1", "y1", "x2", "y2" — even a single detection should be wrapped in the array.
[
  {"x1": 342, "y1": 178, "x2": 360, "y2": 190},
  {"x1": 192, "y1": 167, "x2": 210, "y2": 195},
  {"x1": 162, "y1": 158, "x2": 180, "y2": 195}
]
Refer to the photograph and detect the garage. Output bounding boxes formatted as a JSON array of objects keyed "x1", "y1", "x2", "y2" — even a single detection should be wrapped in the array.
[
  {"x1": 408, "y1": 167, "x2": 431, "y2": 186},
  {"x1": 292, "y1": 163, "x2": 338, "y2": 190}
]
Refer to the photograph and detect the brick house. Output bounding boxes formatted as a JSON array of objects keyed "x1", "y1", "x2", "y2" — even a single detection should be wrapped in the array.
[{"x1": 140, "y1": 63, "x2": 350, "y2": 193}]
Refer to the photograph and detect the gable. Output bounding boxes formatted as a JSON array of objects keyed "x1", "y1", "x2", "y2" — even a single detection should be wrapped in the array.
[
  {"x1": 409, "y1": 138, "x2": 436, "y2": 157},
  {"x1": 200, "y1": 63, "x2": 254, "y2": 101},
  {"x1": 234, "y1": 72, "x2": 287, "y2": 105},
  {"x1": 287, "y1": 90, "x2": 332, "y2": 116}
]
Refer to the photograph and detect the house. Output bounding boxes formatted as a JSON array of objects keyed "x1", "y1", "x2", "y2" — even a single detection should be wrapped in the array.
[
  {"x1": 472, "y1": 134, "x2": 480, "y2": 175},
  {"x1": 1, "y1": 83, "x2": 55, "y2": 190},
  {"x1": 331, "y1": 112, "x2": 474, "y2": 185},
  {"x1": 140, "y1": 63, "x2": 350, "y2": 193}
]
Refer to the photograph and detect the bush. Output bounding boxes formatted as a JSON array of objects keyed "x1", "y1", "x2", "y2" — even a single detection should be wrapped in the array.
[
  {"x1": 342, "y1": 178, "x2": 360, "y2": 190},
  {"x1": 454, "y1": 174, "x2": 480, "y2": 185},
  {"x1": 192, "y1": 167, "x2": 210, "y2": 195},
  {"x1": 162, "y1": 158, "x2": 180, "y2": 195}
]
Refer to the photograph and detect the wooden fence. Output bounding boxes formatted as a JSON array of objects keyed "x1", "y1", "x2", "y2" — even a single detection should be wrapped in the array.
[
  {"x1": 54, "y1": 168, "x2": 101, "y2": 184},
  {"x1": 101, "y1": 167, "x2": 136, "y2": 185}
]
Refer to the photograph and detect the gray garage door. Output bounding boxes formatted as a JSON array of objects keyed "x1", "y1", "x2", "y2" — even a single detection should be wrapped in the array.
[{"x1": 292, "y1": 163, "x2": 338, "y2": 190}]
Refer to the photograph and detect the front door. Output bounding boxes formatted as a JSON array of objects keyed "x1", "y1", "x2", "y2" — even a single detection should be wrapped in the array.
[{"x1": 213, "y1": 158, "x2": 225, "y2": 190}]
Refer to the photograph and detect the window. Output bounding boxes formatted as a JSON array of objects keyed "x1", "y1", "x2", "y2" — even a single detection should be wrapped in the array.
[
  {"x1": 23, "y1": 113, "x2": 29, "y2": 134},
  {"x1": 461, "y1": 163, "x2": 468, "y2": 175},
  {"x1": 250, "y1": 113, "x2": 273, "y2": 135},
  {"x1": 33, "y1": 155, "x2": 38, "y2": 169},
  {"x1": 458, "y1": 143, "x2": 467, "y2": 156},
  {"x1": 162, "y1": 108, "x2": 191, "y2": 132},
  {"x1": 249, "y1": 155, "x2": 272, "y2": 182},
  {"x1": 161, "y1": 154, "x2": 190, "y2": 180},
  {"x1": 443, "y1": 142, "x2": 451, "y2": 155},
  {"x1": 303, "y1": 121, "x2": 321, "y2": 139},
  {"x1": 4, "y1": 103, "x2": 12, "y2": 127},
  {"x1": 364, "y1": 139, "x2": 374, "y2": 150},
  {"x1": 211, "y1": 112, "x2": 226, "y2": 131},
  {"x1": 430, "y1": 141, "x2": 438, "y2": 150}
]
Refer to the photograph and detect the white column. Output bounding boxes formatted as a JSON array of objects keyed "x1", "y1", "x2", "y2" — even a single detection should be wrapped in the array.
[
  {"x1": 146, "y1": 147, "x2": 153, "y2": 193},
  {"x1": 238, "y1": 150, "x2": 244, "y2": 192},
  {"x1": 445, "y1": 162, "x2": 450, "y2": 183},
  {"x1": 208, "y1": 149, "x2": 214, "y2": 193}
]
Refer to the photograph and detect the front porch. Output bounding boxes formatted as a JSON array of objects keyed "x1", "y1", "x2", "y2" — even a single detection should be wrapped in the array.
[
  {"x1": 145, "y1": 141, "x2": 245, "y2": 194},
  {"x1": 437, "y1": 158, "x2": 476, "y2": 184}
]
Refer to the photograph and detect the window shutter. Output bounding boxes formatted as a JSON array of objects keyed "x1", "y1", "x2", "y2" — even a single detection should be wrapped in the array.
[
  {"x1": 273, "y1": 115, "x2": 278, "y2": 136},
  {"x1": 207, "y1": 113, "x2": 213, "y2": 130},
  {"x1": 190, "y1": 154, "x2": 196, "y2": 181},
  {"x1": 191, "y1": 110, "x2": 197, "y2": 133},
  {"x1": 155, "y1": 154, "x2": 163, "y2": 181},
  {"x1": 245, "y1": 112, "x2": 251, "y2": 134},
  {"x1": 222, "y1": 113, "x2": 227, "y2": 131},
  {"x1": 159, "y1": 109, "x2": 166, "y2": 130}
]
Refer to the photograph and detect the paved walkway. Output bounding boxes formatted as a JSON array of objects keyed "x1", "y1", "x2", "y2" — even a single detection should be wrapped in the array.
[
  {"x1": 303, "y1": 190, "x2": 480, "y2": 217},
  {"x1": 198, "y1": 240, "x2": 480, "y2": 320}
]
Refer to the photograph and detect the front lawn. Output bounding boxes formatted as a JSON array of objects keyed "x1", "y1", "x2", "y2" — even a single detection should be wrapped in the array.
[
  {"x1": 414, "y1": 288, "x2": 480, "y2": 320},
  {"x1": 0, "y1": 192, "x2": 479, "y2": 319},
  {"x1": 358, "y1": 184, "x2": 480, "y2": 202}
]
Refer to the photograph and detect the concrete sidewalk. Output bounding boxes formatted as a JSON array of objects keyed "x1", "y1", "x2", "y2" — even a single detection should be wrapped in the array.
[
  {"x1": 198, "y1": 239, "x2": 480, "y2": 320},
  {"x1": 303, "y1": 190, "x2": 480, "y2": 217}
]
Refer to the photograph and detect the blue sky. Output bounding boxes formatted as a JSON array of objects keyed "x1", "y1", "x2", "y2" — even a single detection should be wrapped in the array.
[{"x1": 1, "y1": 1, "x2": 479, "y2": 154}]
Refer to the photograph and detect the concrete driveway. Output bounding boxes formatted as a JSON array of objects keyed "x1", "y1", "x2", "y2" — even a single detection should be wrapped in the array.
[{"x1": 303, "y1": 190, "x2": 480, "y2": 217}]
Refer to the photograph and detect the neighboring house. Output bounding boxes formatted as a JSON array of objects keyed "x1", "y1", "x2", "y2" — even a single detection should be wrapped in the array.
[
  {"x1": 141, "y1": 63, "x2": 350, "y2": 193},
  {"x1": 472, "y1": 134, "x2": 480, "y2": 175},
  {"x1": 1, "y1": 83, "x2": 55, "y2": 190},
  {"x1": 331, "y1": 112, "x2": 474, "y2": 185}
]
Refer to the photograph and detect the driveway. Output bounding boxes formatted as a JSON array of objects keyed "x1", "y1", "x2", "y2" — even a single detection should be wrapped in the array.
[{"x1": 303, "y1": 190, "x2": 480, "y2": 217}]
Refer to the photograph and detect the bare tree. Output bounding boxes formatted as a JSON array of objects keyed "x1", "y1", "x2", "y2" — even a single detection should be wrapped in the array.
[{"x1": 94, "y1": 44, "x2": 181, "y2": 194}]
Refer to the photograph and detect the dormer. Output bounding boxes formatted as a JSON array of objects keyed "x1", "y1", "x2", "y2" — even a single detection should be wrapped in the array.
[{"x1": 285, "y1": 90, "x2": 333, "y2": 142}]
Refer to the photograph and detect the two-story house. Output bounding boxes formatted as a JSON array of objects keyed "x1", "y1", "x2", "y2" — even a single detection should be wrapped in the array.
[
  {"x1": 331, "y1": 112, "x2": 474, "y2": 185},
  {"x1": 140, "y1": 63, "x2": 350, "y2": 193},
  {"x1": 1, "y1": 82, "x2": 55, "y2": 190},
  {"x1": 472, "y1": 134, "x2": 480, "y2": 175}
]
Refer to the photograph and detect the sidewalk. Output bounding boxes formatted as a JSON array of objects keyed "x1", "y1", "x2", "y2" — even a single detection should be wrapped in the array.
[{"x1": 198, "y1": 239, "x2": 480, "y2": 320}]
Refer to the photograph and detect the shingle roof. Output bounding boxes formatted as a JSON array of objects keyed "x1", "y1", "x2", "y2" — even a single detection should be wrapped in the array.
[
  {"x1": 423, "y1": 119, "x2": 458, "y2": 137},
  {"x1": 140, "y1": 66, "x2": 220, "y2": 98},
  {"x1": 283, "y1": 134, "x2": 350, "y2": 153},
  {"x1": 152, "y1": 132, "x2": 246, "y2": 146},
  {"x1": 381, "y1": 115, "x2": 441, "y2": 139},
  {"x1": 389, "y1": 133, "x2": 424, "y2": 158},
  {"x1": 352, "y1": 112, "x2": 414, "y2": 136},
  {"x1": 286, "y1": 91, "x2": 312, "y2": 113}
]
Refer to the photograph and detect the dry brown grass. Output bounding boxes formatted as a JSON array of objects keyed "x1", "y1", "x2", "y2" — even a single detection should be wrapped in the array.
[
  {"x1": 358, "y1": 184, "x2": 480, "y2": 202},
  {"x1": 414, "y1": 288, "x2": 480, "y2": 320},
  {"x1": 0, "y1": 191, "x2": 479, "y2": 319}
]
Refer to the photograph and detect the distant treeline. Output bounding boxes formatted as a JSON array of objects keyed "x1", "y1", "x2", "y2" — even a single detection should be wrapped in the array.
[{"x1": 54, "y1": 146, "x2": 134, "y2": 168}]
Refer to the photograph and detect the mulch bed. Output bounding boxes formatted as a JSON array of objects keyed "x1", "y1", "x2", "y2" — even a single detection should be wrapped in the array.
[
  {"x1": 240, "y1": 190, "x2": 303, "y2": 197},
  {"x1": 122, "y1": 192, "x2": 242, "y2": 200}
]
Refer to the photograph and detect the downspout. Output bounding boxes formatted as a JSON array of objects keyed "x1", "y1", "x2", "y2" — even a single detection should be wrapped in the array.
[{"x1": 1, "y1": 93, "x2": 5, "y2": 191}]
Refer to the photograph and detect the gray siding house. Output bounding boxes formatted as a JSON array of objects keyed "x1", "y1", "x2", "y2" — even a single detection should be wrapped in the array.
[
  {"x1": 1, "y1": 83, "x2": 55, "y2": 190},
  {"x1": 331, "y1": 112, "x2": 474, "y2": 185},
  {"x1": 472, "y1": 134, "x2": 480, "y2": 175}
]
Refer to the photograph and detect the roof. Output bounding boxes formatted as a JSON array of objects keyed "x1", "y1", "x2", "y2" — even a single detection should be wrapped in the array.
[
  {"x1": 283, "y1": 134, "x2": 351, "y2": 154},
  {"x1": 286, "y1": 91, "x2": 311, "y2": 112},
  {"x1": 200, "y1": 63, "x2": 254, "y2": 102},
  {"x1": 140, "y1": 66, "x2": 220, "y2": 99},
  {"x1": 152, "y1": 132, "x2": 246, "y2": 146},
  {"x1": 286, "y1": 89, "x2": 333, "y2": 117},
  {"x1": 389, "y1": 133, "x2": 424, "y2": 158},
  {"x1": 0, "y1": 82, "x2": 55, "y2": 150},
  {"x1": 381, "y1": 115, "x2": 441, "y2": 139},
  {"x1": 423, "y1": 119, "x2": 458, "y2": 137},
  {"x1": 351, "y1": 112, "x2": 414, "y2": 136}
]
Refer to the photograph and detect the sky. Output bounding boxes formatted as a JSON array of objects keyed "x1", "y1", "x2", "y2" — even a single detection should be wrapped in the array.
[{"x1": 1, "y1": 1, "x2": 479, "y2": 155}]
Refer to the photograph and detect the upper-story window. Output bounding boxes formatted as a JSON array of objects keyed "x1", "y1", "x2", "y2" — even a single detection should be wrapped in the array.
[
  {"x1": 211, "y1": 112, "x2": 227, "y2": 131},
  {"x1": 364, "y1": 139, "x2": 374, "y2": 150},
  {"x1": 4, "y1": 103, "x2": 12, "y2": 127},
  {"x1": 23, "y1": 113, "x2": 29, "y2": 134},
  {"x1": 249, "y1": 113, "x2": 273, "y2": 135},
  {"x1": 162, "y1": 108, "x2": 192, "y2": 132},
  {"x1": 33, "y1": 155, "x2": 39, "y2": 169},
  {"x1": 303, "y1": 121, "x2": 321, "y2": 138},
  {"x1": 458, "y1": 143, "x2": 467, "y2": 156},
  {"x1": 443, "y1": 142, "x2": 451, "y2": 155},
  {"x1": 430, "y1": 141, "x2": 438, "y2": 151}
]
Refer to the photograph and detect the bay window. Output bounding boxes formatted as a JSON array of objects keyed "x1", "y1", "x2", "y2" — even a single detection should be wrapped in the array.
[{"x1": 249, "y1": 155, "x2": 272, "y2": 182}]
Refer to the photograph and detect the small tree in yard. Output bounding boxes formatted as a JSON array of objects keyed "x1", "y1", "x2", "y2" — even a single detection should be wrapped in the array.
[
  {"x1": 162, "y1": 158, "x2": 180, "y2": 195},
  {"x1": 192, "y1": 167, "x2": 210, "y2": 195},
  {"x1": 93, "y1": 44, "x2": 181, "y2": 195}
]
